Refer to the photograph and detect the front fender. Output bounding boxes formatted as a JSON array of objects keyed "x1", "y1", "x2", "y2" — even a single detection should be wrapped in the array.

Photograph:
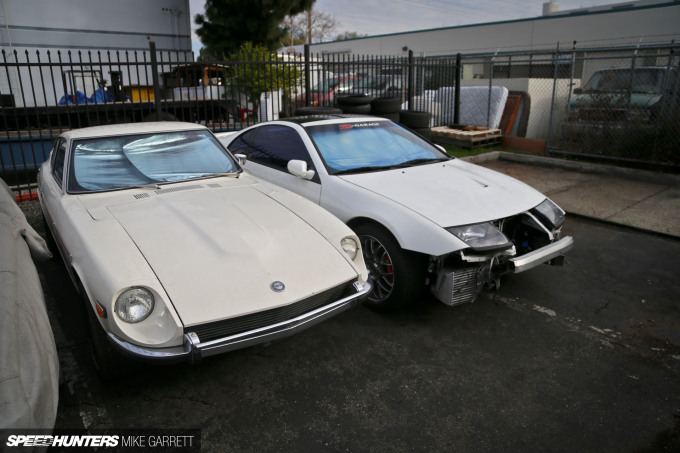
[{"x1": 321, "y1": 177, "x2": 467, "y2": 256}]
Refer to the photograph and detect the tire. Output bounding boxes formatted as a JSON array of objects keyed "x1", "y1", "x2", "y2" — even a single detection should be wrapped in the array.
[
  {"x1": 370, "y1": 97, "x2": 402, "y2": 114},
  {"x1": 411, "y1": 127, "x2": 432, "y2": 141},
  {"x1": 399, "y1": 110, "x2": 430, "y2": 128},
  {"x1": 377, "y1": 112, "x2": 401, "y2": 122},
  {"x1": 336, "y1": 94, "x2": 374, "y2": 106},
  {"x1": 339, "y1": 104, "x2": 371, "y2": 114},
  {"x1": 82, "y1": 287, "x2": 131, "y2": 381},
  {"x1": 355, "y1": 223, "x2": 427, "y2": 311},
  {"x1": 294, "y1": 106, "x2": 343, "y2": 116}
]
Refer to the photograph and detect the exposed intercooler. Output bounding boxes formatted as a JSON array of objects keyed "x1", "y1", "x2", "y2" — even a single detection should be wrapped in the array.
[{"x1": 430, "y1": 265, "x2": 487, "y2": 306}]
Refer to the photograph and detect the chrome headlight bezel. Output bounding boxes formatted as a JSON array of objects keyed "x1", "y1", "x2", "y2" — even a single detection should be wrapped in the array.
[
  {"x1": 114, "y1": 287, "x2": 155, "y2": 323},
  {"x1": 447, "y1": 222, "x2": 512, "y2": 252},
  {"x1": 532, "y1": 198, "x2": 565, "y2": 230},
  {"x1": 341, "y1": 236, "x2": 359, "y2": 261}
]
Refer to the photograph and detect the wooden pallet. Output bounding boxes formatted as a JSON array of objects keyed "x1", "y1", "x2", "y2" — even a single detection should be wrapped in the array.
[{"x1": 431, "y1": 125, "x2": 503, "y2": 149}]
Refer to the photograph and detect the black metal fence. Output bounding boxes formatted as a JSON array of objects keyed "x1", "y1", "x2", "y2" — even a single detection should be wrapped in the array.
[{"x1": 2, "y1": 41, "x2": 679, "y2": 198}]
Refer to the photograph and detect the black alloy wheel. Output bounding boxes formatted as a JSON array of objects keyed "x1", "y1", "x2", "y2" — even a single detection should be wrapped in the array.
[{"x1": 356, "y1": 223, "x2": 426, "y2": 311}]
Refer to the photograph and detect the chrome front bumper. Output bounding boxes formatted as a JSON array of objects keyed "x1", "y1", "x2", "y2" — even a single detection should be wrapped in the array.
[
  {"x1": 508, "y1": 236, "x2": 574, "y2": 274},
  {"x1": 108, "y1": 280, "x2": 372, "y2": 364}
]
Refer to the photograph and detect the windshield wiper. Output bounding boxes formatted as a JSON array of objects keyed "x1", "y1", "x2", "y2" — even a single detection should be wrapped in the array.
[
  {"x1": 110, "y1": 183, "x2": 162, "y2": 190},
  {"x1": 333, "y1": 165, "x2": 392, "y2": 175},
  {"x1": 391, "y1": 157, "x2": 449, "y2": 168},
  {"x1": 333, "y1": 158, "x2": 449, "y2": 175},
  {"x1": 194, "y1": 170, "x2": 242, "y2": 179}
]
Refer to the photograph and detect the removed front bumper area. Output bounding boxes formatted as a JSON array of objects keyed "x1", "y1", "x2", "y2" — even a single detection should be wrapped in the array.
[
  {"x1": 107, "y1": 279, "x2": 372, "y2": 364},
  {"x1": 431, "y1": 235, "x2": 573, "y2": 307}
]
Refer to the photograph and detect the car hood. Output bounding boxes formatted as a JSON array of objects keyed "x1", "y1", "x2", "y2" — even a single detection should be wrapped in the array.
[
  {"x1": 102, "y1": 182, "x2": 357, "y2": 327},
  {"x1": 337, "y1": 159, "x2": 546, "y2": 227}
]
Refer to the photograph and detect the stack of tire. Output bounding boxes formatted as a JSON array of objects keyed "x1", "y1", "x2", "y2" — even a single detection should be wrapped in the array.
[
  {"x1": 335, "y1": 94, "x2": 373, "y2": 114},
  {"x1": 370, "y1": 97, "x2": 402, "y2": 122},
  {"x1": 399, "y1": 110, "x2": 432, "y2": 141},
  {"x1": 294, "y1": 106, "x2": 343, "y2": 116}
]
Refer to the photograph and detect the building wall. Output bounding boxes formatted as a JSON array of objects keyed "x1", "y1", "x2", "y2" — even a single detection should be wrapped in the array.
[
  {"x1": 0, "y1": 0, "x2": 191, "y2": 52},
  {"x1": 307, "y1": 2, "x2": 680, "y2": 57},
  {"x1": 0, "y1": 0, "x2": 192, "y2": 107}
]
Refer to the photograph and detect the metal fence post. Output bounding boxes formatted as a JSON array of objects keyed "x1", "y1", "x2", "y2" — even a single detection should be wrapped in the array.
[
  {"x1": 304, "y1": 44, "x2": 311, "y2": 108},
  {"x1": 487, "y1": 51, "x2": 497, "y2": 128},
  {"x1": 565, "y1": 41, "x2": 577, "y2": 122},
  {"x1": 149, "y1": 41, "x2": 162, "y2": 121},
  {"x1": 454, "y1": 53, "x2": 461, "y2": 125},
  {"x1": 546, "y1": 42, "x2": 561, "y2": 152},
  {"x1": 408, "y1": 50, "x2": 414, "y2": 111}
]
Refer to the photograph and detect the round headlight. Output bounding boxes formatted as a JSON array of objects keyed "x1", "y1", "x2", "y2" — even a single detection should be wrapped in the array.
[
  {"x1": 341, "y1": 236, "x2": 359, "y2": 260},
  {"x1": 114, "y1": 287, "x2": 154, "y2": 323}
]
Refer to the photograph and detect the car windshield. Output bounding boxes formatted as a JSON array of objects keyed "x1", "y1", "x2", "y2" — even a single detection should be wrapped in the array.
[
  {"x1": 67, "y1": 130, "x2": 238, "y2": 193},
  {"x1": 583, "y1": 69, "x2": 666, "y2": 94},
  {"x1": 311, "y1": 78, "x2": 341, "y2": 93},
  {"x1": 306, "y1": 121, "x2": 449, "y2": 174},
  {"x1": 354, "y1": 77, "x2": 388, "y2": 89}
]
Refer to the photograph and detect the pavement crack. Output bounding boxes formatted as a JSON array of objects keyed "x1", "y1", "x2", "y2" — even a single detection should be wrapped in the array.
[
  {"x1": 141, "y1": 394, "x2": 218, "y2": 408},
  {"x1": 595, "y1": 301, "x2": 610, "y2": 314}
]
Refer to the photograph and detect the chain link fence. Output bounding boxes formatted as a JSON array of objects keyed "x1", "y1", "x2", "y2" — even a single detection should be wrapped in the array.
[{"x1": 554, "y1": 47, "x2": 680, "y2": 166}]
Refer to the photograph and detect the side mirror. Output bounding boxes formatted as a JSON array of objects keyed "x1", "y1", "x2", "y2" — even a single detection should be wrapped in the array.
[
  {"x1": 234, "y1": 153, "x2": 247, "y2": 166},
  {"x1": 573, "y1": 87, "x2": 583, "y2": 95},
  {"x1": 288, "y1": 160, "x2": 315, "y2": 180}
]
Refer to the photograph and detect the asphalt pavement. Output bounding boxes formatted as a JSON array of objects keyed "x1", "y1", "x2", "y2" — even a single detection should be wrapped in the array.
[
  {"x1": 13, "y1": 151, "x2": 680, "y2": 452},
  {"x1": 465, "y1": 151, "x2": 680, "y2": 239}
]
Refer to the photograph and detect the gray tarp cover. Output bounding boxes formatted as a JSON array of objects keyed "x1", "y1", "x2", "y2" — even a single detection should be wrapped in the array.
[{"x1": 0, "y1": 179, "x2": 58, "y2": 429}]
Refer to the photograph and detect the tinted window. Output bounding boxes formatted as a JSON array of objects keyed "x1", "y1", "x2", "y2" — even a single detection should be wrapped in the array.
[
  {"x1": 227, "y1": 129, "x2": 258, "y2": 156},
  {"x1": 51, "y1": 140, "x2": 66, "y2": 183},
  {"x1": 249, "y1": 125, "x2": 313, "y2": 172}
]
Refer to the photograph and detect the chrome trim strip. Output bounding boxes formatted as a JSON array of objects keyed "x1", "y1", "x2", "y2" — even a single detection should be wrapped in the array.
[
  {"x1": 509, "y1": 236, "x2": 574, "y2": 274},
  {"x1": 106, "y1": 279, "x2": 372, "y2": 364}
]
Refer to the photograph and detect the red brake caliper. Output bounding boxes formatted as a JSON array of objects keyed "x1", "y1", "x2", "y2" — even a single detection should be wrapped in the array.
[{"x1": 385, "y1": 255, "x2": 394, "y2": 282}]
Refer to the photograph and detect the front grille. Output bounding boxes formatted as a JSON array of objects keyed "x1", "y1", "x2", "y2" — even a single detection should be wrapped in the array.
[
  {"x1": 578, "y1": 109, "x2": 627, "y2": 122},
  {"x1": 187, "y1": 280, "x2": 357, "y2": 343}
]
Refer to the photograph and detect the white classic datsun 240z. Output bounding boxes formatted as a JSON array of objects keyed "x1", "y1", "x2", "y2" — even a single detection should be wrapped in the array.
[{"x1": 38, "y1": 122, "x2": 371, "y2": 378}]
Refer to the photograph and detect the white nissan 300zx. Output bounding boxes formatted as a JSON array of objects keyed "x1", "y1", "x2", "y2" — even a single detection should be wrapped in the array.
[
  {"x1": 217, "y1": 115, "x2": 574, "y2": 310},
  {"x1": 38, "y1": 122, "x2": 371, "y2": 378}
]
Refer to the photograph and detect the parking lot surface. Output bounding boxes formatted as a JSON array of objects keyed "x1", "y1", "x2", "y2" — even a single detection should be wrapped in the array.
[{"x1": 21, "y1": 199, "x2": 679, "y2": 453}]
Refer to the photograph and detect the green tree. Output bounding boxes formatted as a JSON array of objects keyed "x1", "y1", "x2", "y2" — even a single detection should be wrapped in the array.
[
  {"x1": 232, "y1": 42, "x2": 301, "y2": 114},
  {"x1": 195, "y1": 0, "x2": 315, "y2": 57},
  {"x1": 335, "y1": 31, "x2": 368, "y2": 41}
]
